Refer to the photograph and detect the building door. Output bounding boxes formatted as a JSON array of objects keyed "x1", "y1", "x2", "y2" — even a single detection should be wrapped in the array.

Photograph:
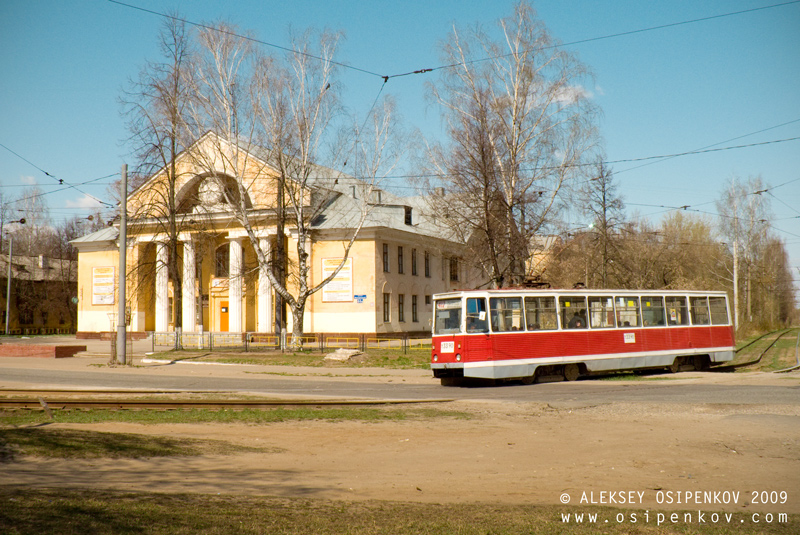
[{"x1": 220, "y1": 301, "x2": 229, "y2": 332}]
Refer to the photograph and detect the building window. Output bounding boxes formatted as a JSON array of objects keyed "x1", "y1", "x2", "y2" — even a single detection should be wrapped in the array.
[
  {"x1": 398, "y1": 294, "x2": 405, "y2": 322},
  {"x1": 397, "y1": 246, "x2": 404, "y2": 274},
  {"x1": 412, "y1": 295, "x2": 418, "y2": 322},
  {"x1": 383, "y1": 293, "x2": 390, "y2": 322},
  {"x1": 382, "y1": 243, "x2": 390, "y2": 273},
  {"x1": 450, "y1": 257, "x2": 459, "y2": 282},
  {"x1": 215, "y1": 245, "x2": 229, "y2": 277},
  {"x1": 411, "y1": 249, "x2": 418, "y2": 276},
  {"x1": 404, "y1": 206, "x2": 413, "y2": 225},
  {"x1": 424, "y1": 251, "x2": 430, "y2": 278},
  {"x1": 425, "y1": 295, "x2": 431, "y2": 306}
]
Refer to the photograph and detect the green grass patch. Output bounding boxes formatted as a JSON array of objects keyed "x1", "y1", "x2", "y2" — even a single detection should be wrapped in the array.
[
  {"x1": 0, "y1": 428, "x2": 267, "y2": 460},
  {"x1": 146, "y1": 347, "x2": 432, "y2": 369},
  {"x1": 0, "y1": 406, "x2": 470, "y2": 427},
  {"x1": 0, "y1": 489, "x2": 796, "y2": 535}
]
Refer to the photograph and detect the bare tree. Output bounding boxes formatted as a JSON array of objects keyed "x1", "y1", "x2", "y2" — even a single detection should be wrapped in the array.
[
  {"x1": 753, "y1": 238, "x2": 796, "y2": 328},
  {"x1": 422, "y1": 0, "x2": 598, "y2": 288},
  {"x1": 716, "y1": 175, "x2": 771, "y2": 330},
  {"x1": 580, "y1": 160, "x2": 624, "y2": 287},
  {"x1": 12, "y1": 187, "x2": 54, "y2": 256},
  {"x1": 120, "y1": 14, "x2": 198, "y2": 338},
  {"x1": 187, "y1": 24, "x2": 397, "y2": 345}
]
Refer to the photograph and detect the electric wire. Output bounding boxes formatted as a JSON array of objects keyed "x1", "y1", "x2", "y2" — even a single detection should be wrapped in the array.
[
  {"x1": 106, "y1": 0, "x2": 387, "y2": 80},
  {"x1": 385, "y1": 0, "x2": 800, "y2": 79}
]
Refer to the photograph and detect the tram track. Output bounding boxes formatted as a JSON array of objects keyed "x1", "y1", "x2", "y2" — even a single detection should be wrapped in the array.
[
  {"x1": 0, "y1": 389, "x2": 453, "y2": 411},
  {"x1": 713, "y1": 327, "x2": 798, "y2": 372}
]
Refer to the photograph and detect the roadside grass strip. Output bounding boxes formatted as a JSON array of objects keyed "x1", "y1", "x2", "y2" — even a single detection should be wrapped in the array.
[{"x1": 0, "y1": 490, "x2": 796, "y2": 535}]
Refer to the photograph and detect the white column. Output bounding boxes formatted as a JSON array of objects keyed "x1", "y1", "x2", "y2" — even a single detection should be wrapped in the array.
[
  {"x1": 182, "y1": 239, "x2": 196, "y2": 332},
  {"x1": 155, "y1": 241, "x2": 169, "y2": 332},
  {"x1": 257, "y1": 237, "x2": 272, "y2": 333},
  {"x1": 229, "y1": 237, "x2": 243, "y2": 333}
]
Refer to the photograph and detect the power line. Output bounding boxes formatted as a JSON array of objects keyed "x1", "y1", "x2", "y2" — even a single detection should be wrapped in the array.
[
  {"x1": 106, "y1": 0, "x2": 387, "y2": 80},
  {"x1": 385, "y1": 1, "x2": 800, "y2": 79},
  {"x1": 616, "y1": 118, "x2": 800, "y2": 176},
  {"x1": 107, "y1": 0, "x2": 800, "y2": 86},
  {"x1": 0, "y1": 169, "x2": 117, "y2": 209}
]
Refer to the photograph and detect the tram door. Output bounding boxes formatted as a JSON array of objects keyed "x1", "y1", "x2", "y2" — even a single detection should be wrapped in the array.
[
  {"x1": 219, "y1": 301, "x2": 229, "y2": 332},
  {"x1": 465, "y1": 297, "x2": 491, "y2": 359}
]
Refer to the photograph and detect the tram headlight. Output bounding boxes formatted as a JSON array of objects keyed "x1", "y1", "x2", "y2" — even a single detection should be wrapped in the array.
[
  {"x1": 456, "y1": 354, "x2": 462, "y2": 362},
  {"x1": 433, "y1": 354, "x2": 438, "y2": 362}
]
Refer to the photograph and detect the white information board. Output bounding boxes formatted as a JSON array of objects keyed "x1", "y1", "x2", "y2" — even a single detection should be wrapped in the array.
[
  {"x1": 92, "y1": 266, "x2": 115, "y2": 305},
  {"x1": 321, "y1": 258, "x2": 353, "y2": 302}
]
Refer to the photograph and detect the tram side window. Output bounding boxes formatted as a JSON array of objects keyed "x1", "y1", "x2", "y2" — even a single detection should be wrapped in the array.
[
  {"x1": 466, "y1": 298, "x2": 489, "y2": 333},
  {"x1": 490, "y1": 297, "x2": 523, "y2": 332},
  {"x1": 524, "y1": 296, "x2": 557, "y2": 330},
  {"x1": 588, "y1": 296, "x2": 615, "y2": 328},
  {"x1": 641, "y1": 296, "x2": 666, "y2": 326},
  {"x1": 560, "y1": 296, "x2": 588, "y2": 329},
  {"x1": 665, "y1": 296, "x2": 689, "y2": 326},
  {"x1": 690, "y1": 296, "x2": 710, "y2": 325},
  {"x1": 433, "y1": 299, "x2": 462, "y2": 335},
  {"x1": 708, "y1": 296, "x2": 729, "y2": 325},
  {"x1": 615, "y1": 296, "x2": 641, "y2": 327}
]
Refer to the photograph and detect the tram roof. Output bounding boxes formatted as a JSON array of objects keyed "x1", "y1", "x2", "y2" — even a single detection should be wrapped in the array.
[{"x1": 433, "y1": 288, "x2": 729, "y2": 299}]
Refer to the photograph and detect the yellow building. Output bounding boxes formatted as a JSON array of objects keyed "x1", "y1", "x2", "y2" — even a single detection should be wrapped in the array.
[{"x1": 72, "y1": 133, "x2": 476, "y2": 339}]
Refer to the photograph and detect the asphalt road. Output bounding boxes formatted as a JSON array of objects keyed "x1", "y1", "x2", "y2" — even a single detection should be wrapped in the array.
[{"x1": 1, "y1": 358, "x2": 798, "y2": 406}]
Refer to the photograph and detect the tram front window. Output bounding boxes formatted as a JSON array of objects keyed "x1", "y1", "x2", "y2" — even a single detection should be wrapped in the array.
[{"x1": 434, "y1": 298, "x2": 463, "y2": 335}]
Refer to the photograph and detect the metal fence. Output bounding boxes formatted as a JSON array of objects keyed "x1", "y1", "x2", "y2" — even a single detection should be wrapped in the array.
[{"x1": 149, "y1": 332, "x2": 431, "y2": 353}]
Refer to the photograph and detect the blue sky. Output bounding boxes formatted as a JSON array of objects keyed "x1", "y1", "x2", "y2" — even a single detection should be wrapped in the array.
[{"x1": 2, "y1": 0, "x2": 799, "y2": 293}]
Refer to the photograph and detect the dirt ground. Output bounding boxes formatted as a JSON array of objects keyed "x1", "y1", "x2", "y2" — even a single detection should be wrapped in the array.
[{"x1": 4, "y1": 372, "x2": 800, "y2": 514}]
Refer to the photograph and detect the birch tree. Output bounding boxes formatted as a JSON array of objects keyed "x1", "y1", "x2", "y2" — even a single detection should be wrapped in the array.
[
  {"x1": 188, "y1": 24, "x2": 398, "y2": 345},
  {"x1": 423, "y1": 0, "x2": 598, "y2": 288},
  {"x1": 716, "y1": 175, "x2": 771, "y2": 329},
  {"x1": 120, "y1": 14, "x2": 197, "y2": 337}
]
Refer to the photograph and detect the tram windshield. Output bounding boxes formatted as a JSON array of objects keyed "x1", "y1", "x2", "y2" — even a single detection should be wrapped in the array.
[{"x1": 434, "y1": 298, "x2": 462, "y2": 335}]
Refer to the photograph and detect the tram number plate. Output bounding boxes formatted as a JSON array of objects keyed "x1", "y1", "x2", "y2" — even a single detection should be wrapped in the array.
[
  {"x1": 440, "y1": 341, "x2": 455, "y2": 353},
  {"x1": 624, "y1": 333, "x2": 636, "y2": 344}
]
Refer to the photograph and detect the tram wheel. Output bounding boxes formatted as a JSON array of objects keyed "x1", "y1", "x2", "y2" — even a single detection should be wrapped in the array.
[
  {"x1": 694, "y1": 356, "x2": 710, "y2": 371},
  {"x1": 520, "y1": 375, "x2": 535, "y2": 385},
  {"x1": 563, "y1": 364, "x2": 580, "y2": 382},
  {"x1": 667, "y1": 358, "x2": 682, "y2": 374}
]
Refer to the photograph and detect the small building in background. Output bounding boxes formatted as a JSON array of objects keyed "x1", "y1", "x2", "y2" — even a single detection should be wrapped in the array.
[{"x1": 0, "y1": 254, "x2": 78, "y2": 334}]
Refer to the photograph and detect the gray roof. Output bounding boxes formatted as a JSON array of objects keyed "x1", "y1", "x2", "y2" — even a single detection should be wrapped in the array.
[
  {"x1": 69, "y1": 226, "x2": 119, "y2": 245},
  {"x1": 0, "y1": 254, "x2": 76, "y2": 282}
]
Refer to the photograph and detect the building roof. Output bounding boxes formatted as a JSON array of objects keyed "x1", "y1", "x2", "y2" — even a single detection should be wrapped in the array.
[
  {"x1": 69, "y1": 226, "x2": 119, "y2": 245},
  {"x1": 74, "y1": 132, "x2": 460, "y2": 246},
  {"x1": 0, "y1": 254, "x2": 77, "y2": 283}
]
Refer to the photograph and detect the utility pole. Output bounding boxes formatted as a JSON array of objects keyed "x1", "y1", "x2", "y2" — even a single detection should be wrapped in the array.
[
  {"x1": 117, "y1": 164, "x2": 128, "y2": 364},
  {"x1": 5, "y1": 236, "x2": 13, "y2": 336},
  {"x1": 4, "y1": 218, "x2": 25, "y2": 336}
]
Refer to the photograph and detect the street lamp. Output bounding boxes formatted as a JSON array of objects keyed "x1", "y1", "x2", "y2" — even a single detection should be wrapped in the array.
[{"x1": 5, "y1": 218, "x2": 26, "y2": 336}]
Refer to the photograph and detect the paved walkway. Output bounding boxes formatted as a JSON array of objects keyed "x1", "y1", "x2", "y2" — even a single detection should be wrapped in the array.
[
  {"x1": 0, "y1": 334, "x2": 152, "y2": 359},
  {"x1": 0, "y1": 334, "x2": 434, "y2": 381}
]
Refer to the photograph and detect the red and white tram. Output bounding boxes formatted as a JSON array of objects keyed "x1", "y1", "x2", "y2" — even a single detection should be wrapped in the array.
[{"x1": 431, "y1": 289, "x2": 735, "y2": 385}]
